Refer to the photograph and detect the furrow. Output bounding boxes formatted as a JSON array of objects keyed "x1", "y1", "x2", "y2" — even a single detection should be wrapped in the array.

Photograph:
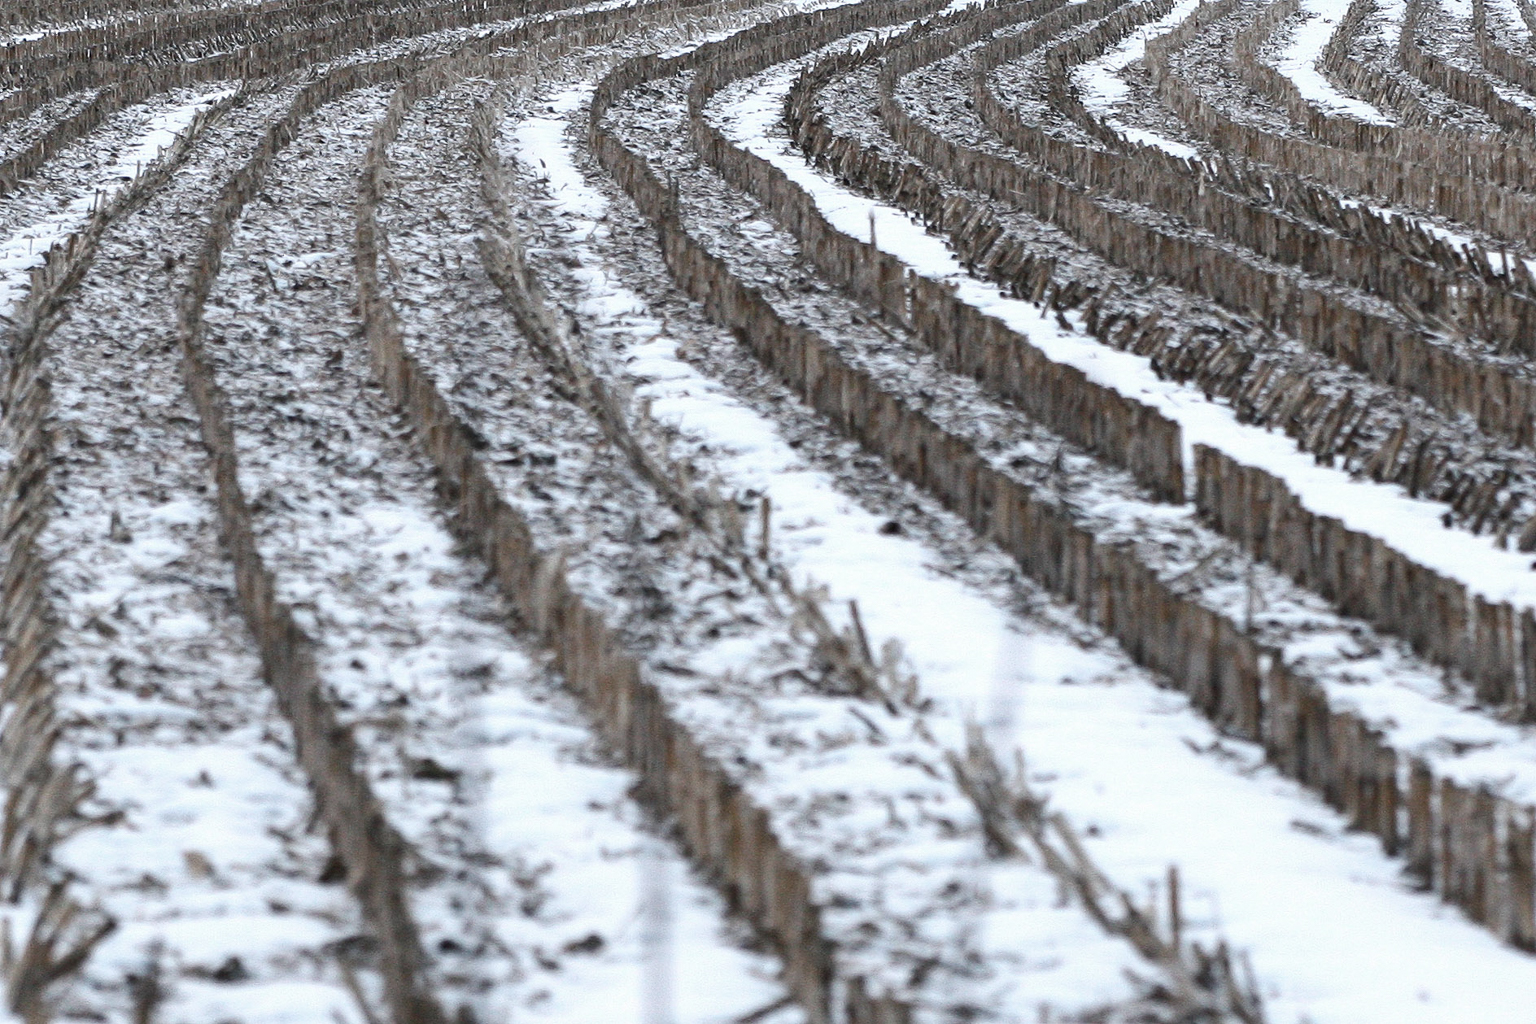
[{"x1": 586, "y1": 4, "x2": 1536, "y2": 972}]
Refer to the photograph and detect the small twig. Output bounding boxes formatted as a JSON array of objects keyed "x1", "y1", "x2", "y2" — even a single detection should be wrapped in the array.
[
  {"x1": 759, "y1": 494, "x2": 772, "y2": 561},
  {"x1": 337, "y1": 959, "x2": 384, "y2": 1024},
  {"x1": 847, "y1": 599, "x2": 874, "y2": 665},
  {"x1": 1167, "y1": 864, "x2": 1182, "y2": 952}
]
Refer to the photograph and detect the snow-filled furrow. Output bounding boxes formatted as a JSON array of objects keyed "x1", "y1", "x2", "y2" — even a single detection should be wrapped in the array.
[
  {"x1": 26, "y1": 84, "x2": 368, "y2": 1024},
  {"x1": 359, "y1": 27, "x2": 1209, "y2": 1021},
  {"x1": 820, "y1": 26, "x2": 1536, "y2": 556},
  {"x1": 0, "y1": 87, "x2": 232, "y2": 316},
  {"x1": 731, "y1": 51, "x2": 1536, "y2": 641},
  {"x1": 0, "y1": 16, "x2": 112, "y2": 46},
  {"x1": 195, "y1": 74, "x2": 803, "y2": 1023},
  {"x1": 0, "y1": 11, "x2": 604, "y2": 1012},
  {"x1": 1365, "y1": 0, "x2": 1408, "y2": 43},
  {"x1": 1337, "y1": 190, "x2": 1536, "y2": 279},
  {"x1": 1116, "y1": 0, "x2": 1527, "y2": 265},
  {"x1": 1489, "y1": 0, "x2": 1534, "y2": 39},
  {"x1": 1349, "y1": 0, "x2": 1505, "y2": 137},
  {"x1": 1069, "y1": 0, "x2": 1207, "y2": 155},
  {"x1": 1424, "y1": 0, "x2": 1536, "y2": 114},
  {"x1": 1134, "y1": 0, "x2": 1301, "y2": 135},
  {"x1": 0, "y1": 86, "x2": 96, "y2": 154},
  {"x1": 630, "y1": 35, "x2": 1536, "y2": 804},
  {"x1": 1016, "y1": 0, "x2": 1536, "y2": 328},
  {"x1": 1467, "y1": 48, "x2": 1536, "y2": 113},
  {"x1": 548, "y1": 43, "x2": 1536, "y2": 1021},
  {"x1": 1268, "y1": 0, "x2": 1393, "y2": 122},
  {"x1": 435, "y1": 645, "x2": 807, "y2": 1024}
]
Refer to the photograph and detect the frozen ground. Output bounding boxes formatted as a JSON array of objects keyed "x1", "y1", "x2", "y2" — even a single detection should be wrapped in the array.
[
  {"x1": 0, "y1": 88, "x2": 231, "y2": 315},
  {"x1": 504, "y1": 46, "x2": 1536, "y2": 1020},
  {"x1": 10, "y1": 0, "x2": 1536, "y2": 1019},
  {"x1": 1269, "y1": 0, "x2": 1392, "y2": 123},
  {"x1": 1071, "y1": 0, "x2": 1207, "y2": 154}
]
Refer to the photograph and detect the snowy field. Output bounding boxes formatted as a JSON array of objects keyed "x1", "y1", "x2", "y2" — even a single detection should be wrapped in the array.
[{"x1": 4, "y1": 0, "x2": 1536, "y2": 1020}]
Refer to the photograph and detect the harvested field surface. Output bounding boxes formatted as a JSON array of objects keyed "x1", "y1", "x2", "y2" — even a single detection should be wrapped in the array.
[{"x1": 6, "y1": 0, "x2": 1536, "y2": 1020}]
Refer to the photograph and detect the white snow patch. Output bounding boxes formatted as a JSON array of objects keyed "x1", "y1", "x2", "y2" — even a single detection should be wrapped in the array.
[
  {"x1": 1363, "y1": 0, "x2": 1406, "y2": 43},
  {"x1": 3, "y1": 19, "x2": 106, "y2": 45},
  {"x1": 515, "y1": 69, "x2": 1536, "y2": 1023},
  {"x1": 716, "y1": 63, "x2": 1536, "y2": 618},
  {"x1": 466, "y1": 655, "x2": 803, "y2": 1024},
  {"x1": 1069, "y1": 0, "x2": 1205, "y2": 158},
  {"x1": 1490, "y1": 0, "x2": 1533, "y2": 38},
  {"x1": 1270, "y1": 0, "x2": 1393, "y2": 123},
  {"x1": 0, "y1": 89, "x2": 233, "y2": 316}
]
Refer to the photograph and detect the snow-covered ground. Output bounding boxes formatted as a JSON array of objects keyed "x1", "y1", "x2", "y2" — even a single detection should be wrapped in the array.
[
  {"x1": 194, "y1": 76, "x2": 802, "y2": 1022},
  {"x1": 1338, "y1": 191, "x2": 1536, "y2": 280},
  {"x1": 1269, "y1": 0, "x2": 1393, "y2": 123},
  {"x1": 1489, "y1": 0, "x2": 1533, "y2": 38},
  {"x1": 725, "y1": 60, "x2": 1536, "y2": 618},
  {"x1": 15, "y1": 0, "x2": 1536, "y2": 1019},
  {"x1": 509, "y1": 61, "x2": 1536, "y2": 1022},
  {"x1": 0, "y1": 12, "x2": 819, "y2": 1021},
  {"x1": 450, "y1": 644, "x2": 803, "y2": 1024},
  {"x1": 2, "y1": 18, "x2": 107, "y2": 45},
  {"x1": 1363, "y1": 0, "x2": 1406, "y2": 44},
  {"x1": 21, "y1": 85, "x2": 361, "y2": 1024},
  {"x1": 710, "y1": 58, "x2": 1536, "y2": 812},
  {"x1": 1438, "y1": 0, "x2": 1536, "y2": 114},
  {"x1": 0, "y1": 88, "x2": 233, "y2": 317},
  {"x1": 512, "y1": 79, "x2": 1159, "y2": 1024},
  {"x1": 1069, "y1": 0, "x2": 1205, "y2": 157}
]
